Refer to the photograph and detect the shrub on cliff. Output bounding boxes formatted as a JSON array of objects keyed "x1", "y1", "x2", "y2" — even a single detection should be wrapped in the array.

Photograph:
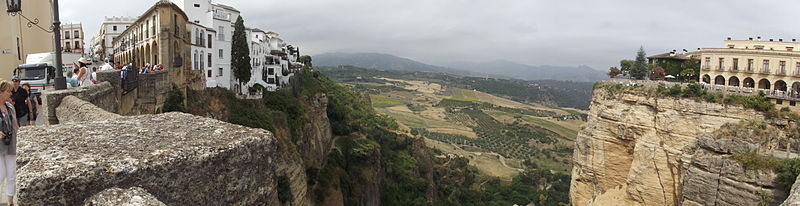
[{"x1": 164, "y1": 84, "x2": 188, "y2": 113}]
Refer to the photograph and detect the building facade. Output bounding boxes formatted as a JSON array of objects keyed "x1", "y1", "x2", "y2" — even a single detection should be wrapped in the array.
[
  {"x1": 112, "y1": 1, "x2": 202, "y2": 89},
  {"x1": 61, "y1": 23, "x2": 85, "y2": 54},
  {"x1": 700, "y1": 38, "x2": 800, "y2": 107},
  {"x1": 92, "y1": 16, "x2": 136, "y2": 61},
  {"x1": 0, "y1": 0, "x2": 54, "y2": 80}
]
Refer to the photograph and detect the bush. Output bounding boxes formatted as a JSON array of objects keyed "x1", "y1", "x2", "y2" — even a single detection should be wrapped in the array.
[
  {"x1": 163, "y1": 84, "x2": 188, "y2": 113},
  {"x1": 778, "y1": 159, "x2": 800, "y2": 194},
  {"x1": 277, "y1": 175, "x2": 293, "y2": 203}
]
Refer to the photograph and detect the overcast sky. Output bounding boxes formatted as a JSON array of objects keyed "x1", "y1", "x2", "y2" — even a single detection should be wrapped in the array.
[{"x1": 59, "y1": 0, "x2": 800, "y2": 70}]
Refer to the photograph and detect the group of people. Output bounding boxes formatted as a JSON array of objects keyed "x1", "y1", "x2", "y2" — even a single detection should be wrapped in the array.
[
  {"x1": 0, "y1": 76, "x2": 39, "y2": 205},
  {"x1": 66, "y1": 59, "x2": 97, "y2": 88}
]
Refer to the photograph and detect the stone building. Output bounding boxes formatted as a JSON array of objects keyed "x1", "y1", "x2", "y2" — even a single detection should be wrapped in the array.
[
  {"x1": 60, "y1": 23, "x2": 85, "y2": 54},
  {"x1": 0, "y1": 0, "x2": 54, "y2": 80},
  {"x1": 92, "y1": 16, "x2": 136, "y2": 61},
  {"x1": 700, "y1": 37, "x2": 800, "y2": 106},
  {"x1": 112, "y1": 1, "x2": 203, "y2": 90}
]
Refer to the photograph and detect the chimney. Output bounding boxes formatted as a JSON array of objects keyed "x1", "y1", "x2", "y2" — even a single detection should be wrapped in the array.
[
  {"x1": 749, "y1": 37, "x2": 753, "y2": 40},
  {"x1": 770, "y1": 39, "x2": 774, "y2": 41},
  {"x1": 727, "y1": 37, "x2": 732, "y2": 40}
]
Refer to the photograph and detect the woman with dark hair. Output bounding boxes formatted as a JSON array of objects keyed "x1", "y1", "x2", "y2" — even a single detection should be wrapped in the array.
[
  {"x1": 0, "y1": 79, "x2": 18, "y2": 205},
  {"x1": 77, "y1": 61, "x2": 93, "y2": 87}
]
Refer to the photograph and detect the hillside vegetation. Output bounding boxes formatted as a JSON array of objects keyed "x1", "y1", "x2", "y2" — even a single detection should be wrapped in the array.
[{"x1": 182, "y1": 68, "x2": 572, "y2": 205}]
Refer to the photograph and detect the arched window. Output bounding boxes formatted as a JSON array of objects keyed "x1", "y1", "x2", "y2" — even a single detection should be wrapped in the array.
[
  {"x1": 194, "y1": 50, "x2": 198, "y2": 70},
  {"x1": 200, "y1": 51, "x2": 204, "y2": 69}
]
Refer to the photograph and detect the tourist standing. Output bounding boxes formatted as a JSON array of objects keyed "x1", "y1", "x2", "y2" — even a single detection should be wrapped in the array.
[
  {"x1": 21, "y1": 84, "x2": 37, "y2": 126},
  {"x1": 0, "y1": 79, "x2": 17, "y2": 205},
  {"x1": 101, "y1": 61, "x2": 114, "y2": 71},
  {"x1": 10, "y1": 78, "x2": 32, "y2": 127},
  {"x1": 77, "y1": 61, "x2": 93, "y2": 87}
]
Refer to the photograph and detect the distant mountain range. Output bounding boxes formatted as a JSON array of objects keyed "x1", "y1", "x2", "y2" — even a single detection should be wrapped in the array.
[{"x1": 313, "y1": 52, "x2": 607, "y2": 82}]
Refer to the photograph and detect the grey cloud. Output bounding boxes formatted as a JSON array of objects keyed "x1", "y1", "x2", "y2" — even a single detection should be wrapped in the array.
[{"x1": 60, "y1": 0, "x2": 800, "y2": 71}]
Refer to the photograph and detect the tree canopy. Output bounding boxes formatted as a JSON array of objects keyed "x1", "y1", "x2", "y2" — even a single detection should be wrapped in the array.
[
  {"x1": 231, "y1": 16, "x2": 252, "y2": 88},
  {"x1": 630, "y1": 47, "x2": 649, "y2": 80}
]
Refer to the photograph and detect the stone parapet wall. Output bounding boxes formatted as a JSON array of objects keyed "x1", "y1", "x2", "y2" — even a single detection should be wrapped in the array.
[
  {"x1": 56, "y1": 96, "x2": 121, "y2": 123},
  {"x1": 132, "y1": 70, "x2": 170, "y2": 115},
  {"x1": 40, "y1": 81, "x2": 117, "y2": 125},
  {"x1": 16, "y1": 112, "x2": 291, "y2": 205}
]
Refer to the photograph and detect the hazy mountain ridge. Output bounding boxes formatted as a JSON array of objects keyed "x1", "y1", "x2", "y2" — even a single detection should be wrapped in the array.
[{"x1": 313, "y1": 52, "x2": 607, "y2": 82}]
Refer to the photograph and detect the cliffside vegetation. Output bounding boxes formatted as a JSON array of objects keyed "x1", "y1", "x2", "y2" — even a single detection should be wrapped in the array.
[{"x1": 184, "y1": 67, "x2": 572, "y2": 205}]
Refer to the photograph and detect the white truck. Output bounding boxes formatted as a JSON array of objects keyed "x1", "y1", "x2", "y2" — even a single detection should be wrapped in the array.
[{"x1": 14, "y1": 52, "x2": 86, "y2": 94}]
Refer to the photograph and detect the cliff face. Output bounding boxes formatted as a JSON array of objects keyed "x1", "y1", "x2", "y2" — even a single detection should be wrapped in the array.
[{"x1": 569, "y1": 88, "x2": 791, "y2": 205}]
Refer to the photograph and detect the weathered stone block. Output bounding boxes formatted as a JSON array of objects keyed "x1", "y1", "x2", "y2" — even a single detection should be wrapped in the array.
[
  {"x1": 41, "y1": 82, "x2": 117, "y2": 125},
  {"x1": 83, "y1": 187, "x2": 166, "y2": 206},
  {"x1": 16, "y1": 112, "x2": 284, "y2": 205}
]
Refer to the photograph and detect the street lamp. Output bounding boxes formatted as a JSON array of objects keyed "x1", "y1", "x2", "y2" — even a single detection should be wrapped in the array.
[
  {"x1": 5, "y1": 0, "x2": 19, "y2": 12},
  {"x1": 6, "y1": 0, "x2": 66, "y2": 90}
]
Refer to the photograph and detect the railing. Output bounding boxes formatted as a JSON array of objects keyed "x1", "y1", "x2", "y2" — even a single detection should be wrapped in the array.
[
  {"x1": 761, "y1": 68, "x2": 771, "y2": 74},
  {"x1": 778, "y1": 69, "x2": 787, "y2": 75}
]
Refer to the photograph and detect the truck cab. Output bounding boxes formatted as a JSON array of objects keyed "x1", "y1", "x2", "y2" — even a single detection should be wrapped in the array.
[{"x1": 14, "y1": 63, "x2": 56, "y2": 94}]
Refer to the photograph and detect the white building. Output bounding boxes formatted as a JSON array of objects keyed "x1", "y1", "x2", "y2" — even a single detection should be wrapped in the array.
[
  {"x1": 189, "y1": 22, "x2": 216, "y2": 78},
  {"x1": 91, "y1": 16, "x2": 136, "y2": 61},
  {"x1": 172, "y1": 0, "x2": 302, "y2": 96},
  {"x1": 61, "y1": 23, "x2": 85, "y2": 54}
]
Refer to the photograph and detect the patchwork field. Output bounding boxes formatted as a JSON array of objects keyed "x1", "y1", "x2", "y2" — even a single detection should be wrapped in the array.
[{"x1": 323, "y1": 69, "x2": 587, "y2": 178}]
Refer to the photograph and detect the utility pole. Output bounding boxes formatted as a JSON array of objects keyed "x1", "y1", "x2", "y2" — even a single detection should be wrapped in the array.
[{"x1": 51, "y1": 0, "x2": 67, "y2": 90}]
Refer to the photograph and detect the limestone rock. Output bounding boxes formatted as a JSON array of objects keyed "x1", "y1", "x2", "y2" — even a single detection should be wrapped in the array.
[
  {"x1": 16, "y1": 112, "x2": 286, "y2": 205},
  {"x1": 569, "y1": 87, "x2": 771, "y2": 206},
  {"x1": 83, "y1": 187, "x2": 166, "y2": 206},
  {"x1": 56, "y1": 95, "x2": 121, "y2": 123}
]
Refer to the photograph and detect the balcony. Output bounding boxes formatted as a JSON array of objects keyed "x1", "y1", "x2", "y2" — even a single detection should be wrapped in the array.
[
  {"x1": 703, "y1": 66, "x2": 711, "y2": 71},
  {"x1": 777, "y1": 69, "x2": 787, "y2": 76},
  {"x1": 716, "y1": 66, "x2": 724, "y2": 71},
  {"x1": 760, "y1": 68, "x2": 771, "y2": 74}
]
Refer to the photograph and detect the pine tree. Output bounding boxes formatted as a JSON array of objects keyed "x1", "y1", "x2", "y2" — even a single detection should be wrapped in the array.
[
  {"x1": 231, "y1": 16, "x2": 251, "y2": 91},
  {"x1": 630, "y1": 46, "x2": 649, "y2": 80}
]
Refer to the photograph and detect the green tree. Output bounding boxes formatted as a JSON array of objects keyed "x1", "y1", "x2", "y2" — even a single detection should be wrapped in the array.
[
  {"x1": 299, "y1": 55, "x2": 313, "y2": 67},
  {"x1": 630, "y1": 46, "x2": 649, "y2": 80},
  {"x1": 231, "y1": 16, "x2": 252, "y2": 91},
  {"x1": 620, "y1": 60, "x2": 635, "y2": 76},
  {"x1": 608, "y1": 67, "x2": 621, "y2": 78}
]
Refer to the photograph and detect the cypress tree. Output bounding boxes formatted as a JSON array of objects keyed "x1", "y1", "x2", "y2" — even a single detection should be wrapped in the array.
[
  {"x1": 231, "y1": 16, "x2": 252, "y2": 90},
  {"x1": 631, "y1": 46, "x2": 649, "y2": 80}
]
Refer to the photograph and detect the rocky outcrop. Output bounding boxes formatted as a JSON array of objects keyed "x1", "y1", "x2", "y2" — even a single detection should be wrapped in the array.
[
  {"x1": 782, "y1": 176, "x2": 800, "y2": 206},
  {"x1": 298, "y1": 93, "x2": 333, "y2": 169},
  {"x1": 570, "y1": 87, "x2": 777, "y2": 205},
  {"x1": 16, "y1": 112, "x2": 293, "y2": 205},
  {"x1": 83, "y1": 187, "x2": 166, "y2": 206}
]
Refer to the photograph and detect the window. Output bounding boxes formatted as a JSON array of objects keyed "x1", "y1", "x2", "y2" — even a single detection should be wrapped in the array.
[
  {"x1": 219, "y1": 49, "x2": 223, "y2": 58},
  {"x1": 718, "y1": 58, "x2": 724, "y2": 70},
  {"x1": 218, "y1": 26, "x2": 225, "y2": 40},
  {"x1": 763, "y1": 60, "x2": 770, "y2": 73},
  {"x1": 194, "y1": 4, "x2": 200, "y2": 7},
  {"x1": 74, "y1": 31, "x2": 80, "y2": 39},
  {"x1": 113, "y1": 25, "x2": 118, "y2": 31},
  {"x1": 174, "y1": 14, "x2": 179, "y2": 34},
  {"x1": 208, "y1": 34, "x2": 213, "y2": 48},
  {"x1": 217, "y1": 68, "x2": 223, "y2": 77},
  {"x1": 704, "y1": 57, "x2": 710, "y2": 69},
  {"x1": 200, "y1": 51, "x2": 204, "y2": 69},
  {"x1": 151, "y1": 17, "x2": 156, "y2": 36},
  {"x1": 64, "y1": 31, "x2": 70, "y2": 39},
  {"x1": 194, "y1": 51, "x2": 198, "y2": 70},
  {"x1": 780, "y1": 61, "x2": 786, "y2": 74},
  {"x1": 145, "y1": 20, "x2": 149, "y2": 38},
  {"x1": 748, "y1": 59, "x2": 754, "y2": 71},
  {"x1": 268, "y1": 68, "x2": 274, "y2": 75},
  {"x1": 732, "y1": 58, "x2": 738, "y2": 71},
  {"x1": 208, "y1": 53, "x2": 212, "y2": 66},
  {"x1": 74, "y1": 41, "x2": 81, "y2": 49},
  {"x1": 65, "y1": 42, "x2": 71, "y2": 50},
  {"x1": 207, "y1": 70, "x2": 212, "y2": 77},
  {"x1": 200, "y1": 30, "x2": 205, "y2": 47},
  {"x1": 795, "y1": 62, "x2": 800, "y2": 75},
  {"x1": 777, "y1": 99, "x2": 783, "y2": 105}
]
